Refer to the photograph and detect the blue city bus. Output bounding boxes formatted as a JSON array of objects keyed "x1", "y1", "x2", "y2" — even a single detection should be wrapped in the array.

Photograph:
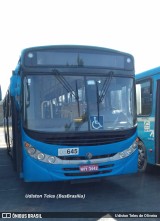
[
  {"x1": 136, "y1": 66, "x2": 160, "y2": 171},
  {"x1": 3, "y1": 45, "x2": 138, "y2": 182}
]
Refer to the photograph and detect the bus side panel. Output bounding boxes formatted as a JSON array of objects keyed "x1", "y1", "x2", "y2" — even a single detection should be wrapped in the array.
[
  {"x1": 137, "y1": 118, "x2": 155, "y2": 165},
  {"x1": 155, "y1": 80, "x2": 160, "y2": 164}
]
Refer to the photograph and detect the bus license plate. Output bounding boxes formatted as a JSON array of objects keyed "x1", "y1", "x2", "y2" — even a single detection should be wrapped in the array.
[
  {"x1": 58, "y1": 148, "x2": 79, "y2": 156},
  {"x1": 79, "y1": 164, "x2": 99, "y2": 172}
]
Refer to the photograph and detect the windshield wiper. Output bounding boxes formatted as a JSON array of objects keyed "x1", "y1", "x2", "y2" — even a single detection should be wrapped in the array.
[
  {"x1": 98, "y1": 71, "x2": 114, "y2": 103},
  {"x1": 52, "y1": 69, "x2": 80, "y2": 116}
]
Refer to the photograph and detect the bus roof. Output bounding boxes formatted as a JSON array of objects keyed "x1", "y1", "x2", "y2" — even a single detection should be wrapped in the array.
[{"x1": 136, "y1": 66, "x2": 160, "y2": 80}]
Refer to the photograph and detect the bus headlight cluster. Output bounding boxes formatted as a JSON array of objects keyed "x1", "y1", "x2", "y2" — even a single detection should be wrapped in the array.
[
  {"x1": 118, "y1": 141, "x2": 138, "y2": 159},
  {"x1": 24, "y1": 142, "x2": 56, "y2": 164},
  {"x1": 112, "y1": 141, "x2": 138, "y2": 160}
]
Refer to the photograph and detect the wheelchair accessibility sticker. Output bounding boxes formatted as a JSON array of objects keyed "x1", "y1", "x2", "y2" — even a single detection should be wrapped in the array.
[{"x1": 90, "y1": 116, "x2": 103, "y2": 130}]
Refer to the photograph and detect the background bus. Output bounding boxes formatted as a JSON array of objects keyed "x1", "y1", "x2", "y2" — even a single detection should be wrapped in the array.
[
  {"x1": 3, "y1": 45, "x2": 138, "y2": 182},
  {"x1": 136, "y1": 66, "x2": 160, "y2": 171}
]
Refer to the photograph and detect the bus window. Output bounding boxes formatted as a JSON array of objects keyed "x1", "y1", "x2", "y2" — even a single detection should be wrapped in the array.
[{"x1": 136, "y1": 80, "x2": 152, "y2": 116}]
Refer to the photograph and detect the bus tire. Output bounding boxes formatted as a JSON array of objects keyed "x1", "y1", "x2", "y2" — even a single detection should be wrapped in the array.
[{"x1": 138, "y1": 141, "x2": 147, "y2": 172}]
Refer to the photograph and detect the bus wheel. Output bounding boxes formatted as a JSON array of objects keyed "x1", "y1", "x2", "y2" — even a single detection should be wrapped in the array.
[{"x1": 138, "y1": 141, "x2": 147, "y2": 172}]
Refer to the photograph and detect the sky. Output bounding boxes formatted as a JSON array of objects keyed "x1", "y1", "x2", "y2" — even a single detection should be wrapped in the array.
[{"x1": 0, "y1": 0, "x2": 160, "y2": 98}]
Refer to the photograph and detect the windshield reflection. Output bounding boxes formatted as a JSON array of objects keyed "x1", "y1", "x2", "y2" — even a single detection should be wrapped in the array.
[{"x1": 23, "y1": 74, "x2": 136, "y2": 132}]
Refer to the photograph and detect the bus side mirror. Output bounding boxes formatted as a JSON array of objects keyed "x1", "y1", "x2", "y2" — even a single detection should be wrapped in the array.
[{"x1": 10, "y1": 75, "x2": 21, "y2": 97}]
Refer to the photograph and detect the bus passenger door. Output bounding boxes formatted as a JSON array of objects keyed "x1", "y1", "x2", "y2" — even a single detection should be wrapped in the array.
[{"x1": 155, "y1": 80, "x2": 160, "y2": 165}]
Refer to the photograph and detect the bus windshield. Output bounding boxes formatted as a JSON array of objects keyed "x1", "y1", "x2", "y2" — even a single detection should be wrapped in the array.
[{"x1": 23, "y1": 73, "x2": 136, "y2": 132}]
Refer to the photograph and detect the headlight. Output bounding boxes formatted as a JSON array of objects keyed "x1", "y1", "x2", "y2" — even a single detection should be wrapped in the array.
[
  {"x1": 132, "y1": 142, "x2": 137, "y2": 149},
  {"x1": 119, "y1": 152, "x2": 125, "y2": 158},
  {"x1": 27, "y1": 147, "x2": 36, "y2": 155},
  {"x1": 48, "y1": 156, "x2": 56, "y2": 164},
  {"x1": 126, "y1": 147, "x2": 133, "y2": 155},
  {"x1": 37, "y1": 153, "x2": 45, "y2": 160}
]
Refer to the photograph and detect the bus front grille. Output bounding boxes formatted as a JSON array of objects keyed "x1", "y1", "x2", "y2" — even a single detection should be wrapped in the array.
[
  {"x1": 64, "y1": 170, "x2": 112, "y2": 177},
  {"x1": 58, "y1": 154, "x2": 116, "y2": 160}
]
